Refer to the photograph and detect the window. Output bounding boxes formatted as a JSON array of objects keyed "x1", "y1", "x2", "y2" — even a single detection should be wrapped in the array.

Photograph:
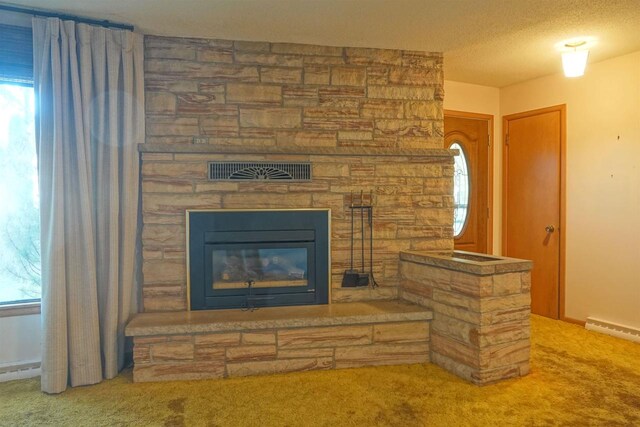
[
  {"x1": 450, "y1": 142, "x2": 470, "y2": 237},
  {"x1": 0, "y1": 83, "x2": 39, "y2": 305},
  {"x1": 0, "y1": 23, "x2": 39, "y2": 306}
]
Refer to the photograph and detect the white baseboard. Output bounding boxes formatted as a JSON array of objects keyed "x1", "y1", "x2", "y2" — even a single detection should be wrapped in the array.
[
  {"x1": 585, "y1": 317, "x2": 640, "y2": 344},
  {"x1": 0, "y1": 361, "x2": 41, "y2": 382}
]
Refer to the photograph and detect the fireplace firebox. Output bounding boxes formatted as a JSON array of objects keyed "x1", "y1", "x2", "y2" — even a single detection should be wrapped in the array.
[{"x1": 188, "y1": 210, "x2": 329, "y2": 310}]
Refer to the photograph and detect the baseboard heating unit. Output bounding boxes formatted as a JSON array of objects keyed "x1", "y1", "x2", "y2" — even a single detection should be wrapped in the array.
[
  {"x1": 0, "y1": 361, "x2": 41, "y2": 383},
  {"x1": 585, "y1": 317, "x2": 640, "y2": 344}
]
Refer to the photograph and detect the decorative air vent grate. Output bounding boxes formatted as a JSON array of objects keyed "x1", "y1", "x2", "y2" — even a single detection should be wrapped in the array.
[{"x1": 208, "y1": 162, "x2": 312, "y2": 182}]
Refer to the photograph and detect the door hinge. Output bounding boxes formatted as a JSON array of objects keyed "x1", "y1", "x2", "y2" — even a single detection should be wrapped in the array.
[
  {"x1": 488, "y1": 134, "x2": 491, "y2": 148},
  {"x1": 506, "y1": 133, "x2": 510, "y2": 146}
]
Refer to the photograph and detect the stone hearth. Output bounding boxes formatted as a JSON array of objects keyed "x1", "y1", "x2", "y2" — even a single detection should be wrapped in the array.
[{"x1": 126, "y1": 301, "x2": 432, "y2": 382}]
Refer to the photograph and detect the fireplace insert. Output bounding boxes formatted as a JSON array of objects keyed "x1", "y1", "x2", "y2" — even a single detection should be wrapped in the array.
[{"x1": 188, "y1": 209, "x2": 329, "y2": 310}]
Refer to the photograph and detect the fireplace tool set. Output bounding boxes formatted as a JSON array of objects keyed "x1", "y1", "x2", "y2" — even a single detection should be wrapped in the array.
[{"x1": 342, "y1": 190, "x2": 379, "y2": 288}]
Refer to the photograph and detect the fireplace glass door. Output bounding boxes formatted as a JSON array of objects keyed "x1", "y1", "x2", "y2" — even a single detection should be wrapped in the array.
[
  {"x1": 188, "y1": 210, "x2": 329, "y2": 310},
  {"x1": 201, "y1": 229, "x2": 318, "y2": 309},
  {"x1": 210, "y1": 246, "x2": 309, "y2": 290}
]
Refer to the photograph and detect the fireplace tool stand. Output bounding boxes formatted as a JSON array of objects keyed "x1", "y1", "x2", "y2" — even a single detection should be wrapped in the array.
[{"x1": 342, "y1": 191, "x2": 378, "y2": 288}]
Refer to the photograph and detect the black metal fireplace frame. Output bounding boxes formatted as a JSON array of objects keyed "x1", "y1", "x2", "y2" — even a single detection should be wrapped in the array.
[{"x1": 187, "y1": 209, "x2": 330, "y2": 311}]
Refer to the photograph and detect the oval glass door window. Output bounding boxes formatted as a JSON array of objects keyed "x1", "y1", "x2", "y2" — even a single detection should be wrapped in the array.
[{"x1": 450, "y1": 142, "x2": 470, "y2": 237}]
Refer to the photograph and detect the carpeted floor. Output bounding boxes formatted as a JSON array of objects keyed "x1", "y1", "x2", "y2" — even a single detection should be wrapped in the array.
[{"x1": 1, "y1": 315, "x2": 639, "y2": 426}]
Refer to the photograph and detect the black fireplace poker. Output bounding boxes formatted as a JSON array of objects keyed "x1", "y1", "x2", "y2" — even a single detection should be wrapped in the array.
[{"x1": 342, "y1": 191, "x2": 378, "y2": 288}]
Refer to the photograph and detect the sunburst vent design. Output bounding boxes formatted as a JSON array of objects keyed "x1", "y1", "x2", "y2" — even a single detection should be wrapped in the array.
[{"x1": 208, "y1": 162, "x2": 312, "y2": 181}]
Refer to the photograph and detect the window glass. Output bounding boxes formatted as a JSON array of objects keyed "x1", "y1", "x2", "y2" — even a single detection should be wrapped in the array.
[
  {"x1": 0, "y1": 82, "x2": 40, "y2": 304},
  {"x1": 450, "y1": 142, "x2": 470, "y2": 237}
]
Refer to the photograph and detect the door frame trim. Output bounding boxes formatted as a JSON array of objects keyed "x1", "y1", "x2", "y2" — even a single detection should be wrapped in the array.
[
  {"x1": 502, "y1": 104, "x2": 566, "y2": 320},
  {"x1": 444, "y1": 109, "x2": 494, "y2": 253}
]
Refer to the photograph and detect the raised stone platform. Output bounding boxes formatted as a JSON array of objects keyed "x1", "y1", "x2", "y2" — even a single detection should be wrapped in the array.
[
  {"x1": 126, "y1": 300, "x2": 432, "y2": 382},
  {"x1": 399, "y1": 250, "x2": 532, "y2": 385}
]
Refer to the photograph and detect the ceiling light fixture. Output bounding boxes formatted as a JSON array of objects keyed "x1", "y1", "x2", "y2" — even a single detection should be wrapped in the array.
[{"x1": 561, "y1": 40, "x2": 589, "y2": 78}]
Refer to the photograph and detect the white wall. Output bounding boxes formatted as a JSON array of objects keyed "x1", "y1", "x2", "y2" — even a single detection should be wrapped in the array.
[
  {"x1": 0, "y1": 314, "x2": 41, "y2": 370},
  {"x1": 500, "y1": 51, "x2": 640, "y2": 328},
  {"x1": 443, "y1": 80, "x2": 502, "y2": 254}
]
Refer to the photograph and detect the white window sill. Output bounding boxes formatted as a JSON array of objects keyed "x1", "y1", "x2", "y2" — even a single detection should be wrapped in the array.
[{"x1": 0, "y1": 302, "x2": 41, "y2": 318}]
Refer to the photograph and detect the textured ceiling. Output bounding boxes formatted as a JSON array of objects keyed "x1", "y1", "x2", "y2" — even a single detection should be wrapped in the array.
[{"x1": 4, "y1": 0, "x2": 640, "y2": 87}]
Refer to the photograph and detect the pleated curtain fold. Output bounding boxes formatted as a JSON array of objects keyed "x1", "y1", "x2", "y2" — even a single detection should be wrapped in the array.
[{"x1": 32, "y1": 17, "x2": 144, "y2": 394}]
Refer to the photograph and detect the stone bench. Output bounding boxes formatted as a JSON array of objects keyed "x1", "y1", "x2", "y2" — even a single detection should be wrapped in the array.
[{"x1": 125, "y1": 300, "x2": 433, "y2": 382}]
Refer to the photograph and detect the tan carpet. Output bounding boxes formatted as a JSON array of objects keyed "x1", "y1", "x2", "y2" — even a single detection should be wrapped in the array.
[{"x1": 1, "y1": 315, "x2": 639, "y2": 426}]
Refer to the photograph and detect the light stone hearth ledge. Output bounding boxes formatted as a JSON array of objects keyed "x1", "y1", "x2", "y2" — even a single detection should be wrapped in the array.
[
  {"x1": 138, "y1": 143, "x2": 455, "y2": 158},
  {"x1": 400, "y1": 250, "x2": 533, "y2": 276},
  {"x1": 126, "y1": 300, "x2": 433, "y2": 337},
  {"x1": 127, "y1": 300, "x2": 433, "y2": 382}
]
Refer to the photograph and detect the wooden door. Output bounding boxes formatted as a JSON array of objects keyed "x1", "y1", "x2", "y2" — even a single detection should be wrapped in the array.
[
  {"x1": 444, "y1": 113, "x2": 491, "y2": 253},
  {"x1": 503, "y1": 105, "x2": 565, "y2": 319}
]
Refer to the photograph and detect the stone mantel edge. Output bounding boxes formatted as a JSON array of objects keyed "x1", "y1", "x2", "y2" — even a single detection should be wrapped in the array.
[{"x1": 139, "y1": 143, "x2": 456, "y2": 159}]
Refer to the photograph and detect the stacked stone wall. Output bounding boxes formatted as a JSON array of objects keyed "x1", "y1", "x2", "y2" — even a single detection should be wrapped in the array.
[
  {"x1": 144, "y1": 36, "x2": 444, "y2": 150},
  {"x1": 132, "y1": 320, "x2": 430, "y2": 382},
  {"x1": 142, "y1": 35, "x2": 452, "y2": 311},
  {"x1": 142, "y1": 150, "x2": 453, "y2": 310}
]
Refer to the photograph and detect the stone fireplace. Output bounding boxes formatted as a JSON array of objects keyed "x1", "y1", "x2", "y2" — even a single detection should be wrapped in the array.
[
  {"x1": 188, "y1": 209, "x2": 329, "y2": 310},
  {"x1": 140, "y1": 35, "x2": 453, "y2": 312},
  {"x1": 128, "y1": 35, "x2": 531, "y2": 385},
  {"x1": 141, "y1": 144, "x2": 453, "y2": 311}
]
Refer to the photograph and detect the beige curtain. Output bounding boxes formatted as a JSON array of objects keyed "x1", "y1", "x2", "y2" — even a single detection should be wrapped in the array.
[{"x1": 32, "y1": 17, "x2": 144, "y2": 394}]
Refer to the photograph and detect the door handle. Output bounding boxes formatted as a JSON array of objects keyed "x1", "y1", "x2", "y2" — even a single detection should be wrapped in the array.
[{"x1": 545, "y1": 225, "x2": 555, "y2": 233}]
